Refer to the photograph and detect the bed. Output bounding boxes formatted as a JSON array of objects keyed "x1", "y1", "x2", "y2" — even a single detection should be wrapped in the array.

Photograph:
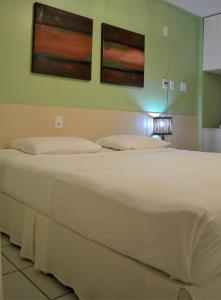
[{"x1": 1, "y1": 146, "x2": 221, "y2": 299}]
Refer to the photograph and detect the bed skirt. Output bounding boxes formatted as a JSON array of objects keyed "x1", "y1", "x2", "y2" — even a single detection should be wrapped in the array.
[{"x1": 1, "y1": 191, "x2": 221, "y2": 300}]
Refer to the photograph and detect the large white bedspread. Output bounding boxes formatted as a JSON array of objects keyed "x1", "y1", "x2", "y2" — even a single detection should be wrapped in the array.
[{"x1": 1, "y1": 148, "x2": 221, "y2": 285}]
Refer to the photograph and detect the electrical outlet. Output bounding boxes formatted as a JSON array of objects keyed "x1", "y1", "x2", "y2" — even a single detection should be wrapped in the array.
[
  {"x1": 55, "y1": 115, "x2": 63, "y2": 129},
  {"x1": 162, "y1": 79, "x2": 169, "y2": 89}
]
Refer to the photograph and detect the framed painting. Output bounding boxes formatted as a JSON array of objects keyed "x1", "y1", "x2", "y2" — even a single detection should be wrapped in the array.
[
  {"x1": 101, "y1": 23, "x2": 145, "y2": 87},
  {"x1": 32, "y1": 3, "x2": 93, "y2": 80}
]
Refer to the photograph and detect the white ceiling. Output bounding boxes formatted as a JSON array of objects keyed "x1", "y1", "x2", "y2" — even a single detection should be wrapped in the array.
[{"x1": 165, "y1": 0, "x2": 221, "y2": 17}]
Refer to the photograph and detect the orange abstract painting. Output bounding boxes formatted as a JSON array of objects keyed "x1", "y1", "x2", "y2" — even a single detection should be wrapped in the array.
[
  {"x1": 32, "y1": 3, "x2": 93, "y2": 80},
  {"x1": 101, "y1": 24, "x2": 145, "y2": 87}
]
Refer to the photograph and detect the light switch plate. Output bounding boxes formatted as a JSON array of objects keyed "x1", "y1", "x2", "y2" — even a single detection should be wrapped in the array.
[
  {"x1": 163, "y1": 26, "x2": 169, "y2": 37},
  {"x1": 169, "y1": 80, "x2": 175, "y2": 90},
  {"x1": 55, "y1": 115, "x2": 63, "y2": 129},
  {"x1": 180, "y1": 81, "x2": 187, "y2": 92}
]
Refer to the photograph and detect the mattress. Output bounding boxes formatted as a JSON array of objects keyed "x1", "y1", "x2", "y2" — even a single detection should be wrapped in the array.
[{"x1": 1, "y1": 148, "x2": 221, "y2": 285}]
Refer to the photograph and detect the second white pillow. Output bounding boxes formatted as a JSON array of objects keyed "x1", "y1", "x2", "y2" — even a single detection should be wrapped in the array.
[{"x1": 96, "y1": 135, "x2": 170, "y2": 150}]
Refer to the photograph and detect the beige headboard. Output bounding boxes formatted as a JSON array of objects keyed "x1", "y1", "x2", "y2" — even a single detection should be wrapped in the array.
[{"x1": 0, "y1": 104, "x2": 198, "y2": 150}]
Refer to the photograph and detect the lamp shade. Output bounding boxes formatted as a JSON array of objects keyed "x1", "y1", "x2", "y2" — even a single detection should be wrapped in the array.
[{"x1": 152, "y1": 116, "x2": 172, "y2": 137}]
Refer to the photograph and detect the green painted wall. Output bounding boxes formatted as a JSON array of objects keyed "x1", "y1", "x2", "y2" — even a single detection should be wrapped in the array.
[
  {"x1": 197, "y1": 18, "x2": 204, "y2": 149},
  {"x1": 0, "y1": 0, "x2": 201, "y2": 114},
  {"x1": 203, "y1": 72, "x2": 221, "y2": 128}
]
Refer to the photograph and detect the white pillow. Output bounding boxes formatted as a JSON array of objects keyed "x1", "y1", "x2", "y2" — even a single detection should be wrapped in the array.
[
  {"x1": 96, "y1": 135, "x2": 170, "y2": 150},
  {"x1": 10, "y1": 137, "x2": 102, "y2": 155}
]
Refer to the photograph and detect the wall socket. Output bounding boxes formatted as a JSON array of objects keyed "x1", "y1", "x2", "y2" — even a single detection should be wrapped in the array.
[
  {"x1": 55, "y1": 115, "x2": 64, "y2": 129},
  {"x1": 162, "y1": 79, "x2": 169, "y2": 89}
]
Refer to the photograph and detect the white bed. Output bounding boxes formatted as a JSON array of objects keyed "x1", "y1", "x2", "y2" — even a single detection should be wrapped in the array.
[{"x1": 1, "y1": 148, "x2": 221, "y2": 299}]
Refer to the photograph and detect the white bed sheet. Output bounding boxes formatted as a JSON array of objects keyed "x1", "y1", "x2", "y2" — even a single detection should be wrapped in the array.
[
  {"x1": 0, "y1": 192, "x2": 192, "y2": 300},
  {"x1": 1, "y1": 148, "x2": 221, "y2": 285}
]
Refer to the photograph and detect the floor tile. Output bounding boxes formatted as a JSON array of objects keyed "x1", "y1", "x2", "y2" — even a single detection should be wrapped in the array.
[
  {"x1": 23, "y1": 267, "x2": 71, "y2": 299},
  {"x1": 3, "y1": 271, "x2": 48, "y2": 300},
  {"x1": 1, "y1": 244, "x2": 33, "y2": 270},
  {"x1": 56, "y1": 292, "x2": 78, "y2": 300},
  {"x1": 1, "y1": 233, "x2": 10, "y2": 247},
  {"x1": 1, "y1": 255, "x2": 17, "y2": 275}
]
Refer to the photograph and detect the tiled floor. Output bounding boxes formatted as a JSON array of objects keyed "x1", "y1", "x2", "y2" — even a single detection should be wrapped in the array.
[{"x1": 1, "y1": 233, "x2": 78, "y2": 300}]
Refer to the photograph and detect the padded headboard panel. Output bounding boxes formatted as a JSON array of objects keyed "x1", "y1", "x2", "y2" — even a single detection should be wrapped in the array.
[
  {"x1": 0, "y1": 104, "x2": 150, "y2": 148},
  {"x1": 0, "y1": 104, "x2": 198, "y2": 150}
]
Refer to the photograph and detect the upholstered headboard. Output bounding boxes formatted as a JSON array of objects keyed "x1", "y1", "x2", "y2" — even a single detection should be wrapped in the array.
[{"x1": 0, "y1": 104, "x2": 198, "y2": 150}]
